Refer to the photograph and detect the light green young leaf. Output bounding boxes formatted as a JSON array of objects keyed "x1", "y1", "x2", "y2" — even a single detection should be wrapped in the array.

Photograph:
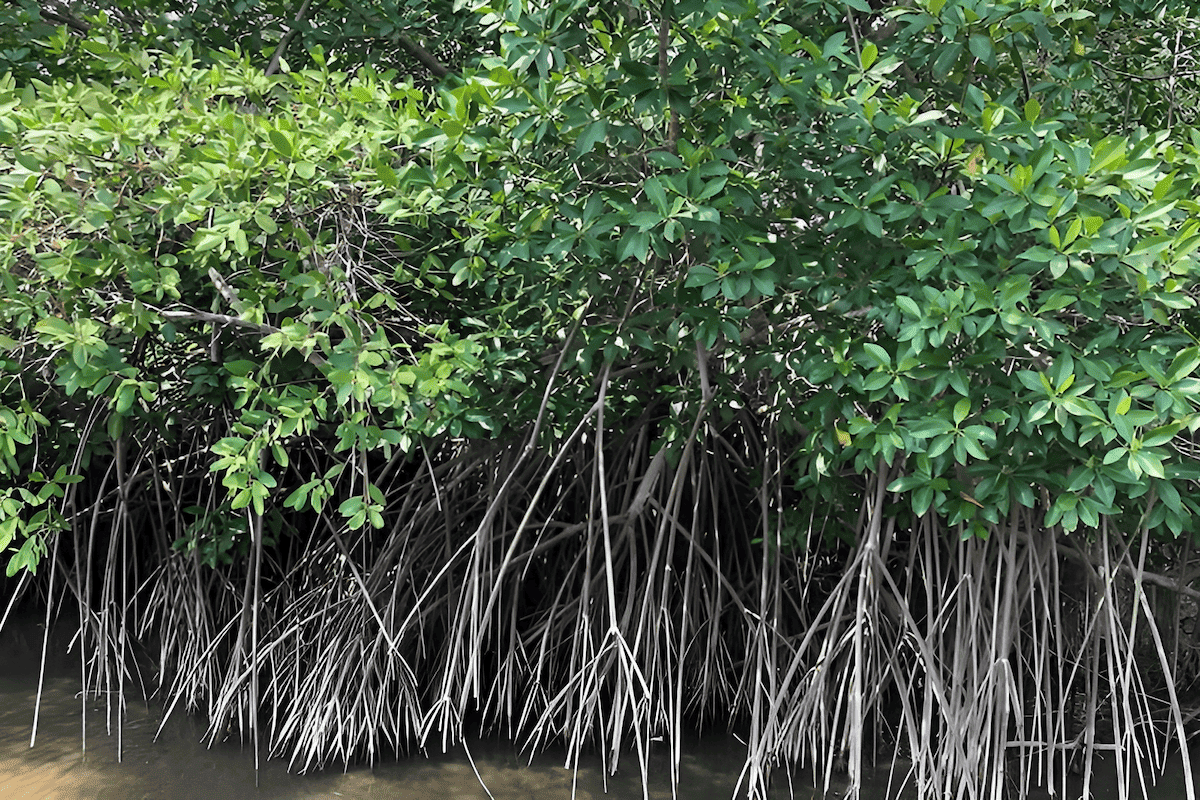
[{"x1": 860, "y1": 42, "x2": 878, "y2": 70}]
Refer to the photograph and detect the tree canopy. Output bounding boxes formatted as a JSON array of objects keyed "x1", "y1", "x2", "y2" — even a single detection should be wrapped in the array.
[{"x1": 6, "y1": 0, "x2": 1200, "y2": 563}]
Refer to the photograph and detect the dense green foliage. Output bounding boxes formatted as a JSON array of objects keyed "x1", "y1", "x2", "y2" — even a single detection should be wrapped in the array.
[
  {"x1": 0, "y1": 0, "x2": 466, "y2": 82},
  {"x1": 6, "y1": 0, "x2": 1200, "y2": 567},
  {"x1": 4, "y1": 0, "x2": 1200, "y2": 798}
]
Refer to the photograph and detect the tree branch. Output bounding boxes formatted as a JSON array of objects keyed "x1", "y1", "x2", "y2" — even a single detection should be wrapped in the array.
[
  {"x1": 265, "y1": 0, "x2": 313, "y2": 77},
  {"x1": 159, "y1": 310, "x2": 326, "y2": 367},
  {"x1": 207, "y1": 267, "x2": 244, "y2": 312},
  {"x1": 1052, "y1": 536, "x2": 1200, "y2": 602},
  {"x1": 396, "y1": 34, "x2": 451, "y2": 79},
  {"x1": 39, "y1": 2, "x2": 90, "y2": 34},
  {"x1": 1119, "y1": 561, "x2": 1200, "y2": 602}
]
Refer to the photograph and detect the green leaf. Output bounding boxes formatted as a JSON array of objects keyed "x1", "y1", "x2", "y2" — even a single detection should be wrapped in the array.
[
  {"x1": 896, "y1": 296, "x2": 921, "y2": 317},
  {"x1": 724, "y1": 274, "x2": 752, "y2": 301},
  {"x1": 1049, "y1": 254, "x2": 1068, "y2": 279},
  {"x1": 254, "y1": 211, "x2": 278, "y2": 234},
  {"x1": 1137, "y1": 352, "x2": 1168, "y2": 385},
  {"x1": 1016, "y1": 370, "x2": 1045, "y2": 394},
  {"x1": 864, "y1": 343, "x2": 891, "y2": 368},
  {"x1": 962, "y1": 434, "x2": 988, "y2": 460},
  {"x1": 928, "y1": 434, "x2": 953, "y2": 458},
  {"x1": 1064, "y1": 216, "x2": 1082, "y2": 246},
  {"x1": 114, "y1": 382, "x2": 136, "y2": 414},
  {"x1": 269, "y1": 129, "x2": 293, "y2": 160},
  {"x1": 1024, "y1": 98, "x2": 1041, "y2": 123},
  {"x1": 968, "y1": 34, "x2": 993, "y2": 66},
  {"x1": 953, "y1": 398, "x2": 970, "y2": 425},
  {"x1": 908, "y1": 418, "x2": 953, "y2": 438},
  {"x1": 338, "y1": 497, "x2": 365, "y2": 518},
  {"x1": 377, "y1": 162, "x2": 398, "y2": 187},
  {"x1": 644, "y1": 176, "x2": 668, "y2": 214},
  {"x1": 860, "y1": 42, "x2": 878, "y2": 70},
  {"x1": 193, "y1": 230, "x2": 224, "y2": 252},
  {"x1": 932, "y1": 42, "x2": 962, "y2": 79},
  {"x1": 863, "y1": 212, "x2": 883, "y2": 238},
  {"x1": 888, "y1": 475, "x2": 925, "y2": 492},
  {"x1": 284, "y1": 482, "x2": 312, "y2": 510},
  {"x1": 697, "y1": 177, "x2": 727, "y2": 202},
  {"x1": 618, "y1": 230, "x2": 651, "y2": 263},
  {"x1": 913, "y1": 485, "x2": 935, "y2": 516},
  {"x1": 864, "y1": 372, "x2": 892, "y2": 391},
  {"x1": 1113, "y1": 393, "x2": 1132, "y2": 417},
  {"x1": 576, "y1": 120, "x2": 607, "y2": 156},
  {"x1": 230, "y1": 489, "x2": 252, "y2": 510},
  {"x1": 1091, "y1": 136, "x2": 1127, "y2": 174},
  {"x1": 684, "y1": 265, "x2": 718, "y2": 288},
  {"x1": 34, "y1": 317, "x2": 73, "y2": 341},
  {"x1": 1142, "y1": 422, "x2": 1182, "y2": 448},
  {"x1": 1131, "y1": 450, "x2": 1166, "y2": 479},
  {"x1": 1167, "y1": 347, "x2": 1200, "y2": 384},
  {"x1": 1050, "y1": 355, "x2": 1075, "y2": 393}
]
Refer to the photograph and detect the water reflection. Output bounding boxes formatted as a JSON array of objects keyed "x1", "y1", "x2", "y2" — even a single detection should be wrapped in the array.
[
  {"x1": 0, "y1": 662, "x2": 798, "y2": 800},
  {"x1": 0, "y1": 633, "x2": 1194, "y2": 799}
]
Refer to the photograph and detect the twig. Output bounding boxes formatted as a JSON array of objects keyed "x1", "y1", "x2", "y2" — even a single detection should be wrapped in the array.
[
  {"x1": 158, "y1": 309, "x2": 326, "y2": 366},
  {"x1": 1095, "y1": 60, "x2": 1200, "y2": 82},
  {"x1": 265, "y1": 0, "x2": 313, "y2": 77},
  {"x1": 845, "y1": 7, "x2": 862, "y2": 57}
]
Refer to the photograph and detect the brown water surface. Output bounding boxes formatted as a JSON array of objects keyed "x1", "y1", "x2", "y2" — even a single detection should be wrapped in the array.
[
  {"x1": 0, "y1": 630, "x2": 1194, "y2": 799},
  {"x1": 0, "y1": 657, "x2": 808, "y2": 800}
]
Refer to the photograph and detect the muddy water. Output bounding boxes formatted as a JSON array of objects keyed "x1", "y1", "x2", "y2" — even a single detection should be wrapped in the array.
[
  {"x1": 0, "y1": 636, "x2": 1194, "y2": 799},
  {"x1": 0, "y1": 647, "x2": 825, "y2": 800},
  {"x1": 0, "y1": 681, "x2": 748, "y2": 800},
  {"x1": 0, "y1": 671, "x2": 702, "y2": 800}
]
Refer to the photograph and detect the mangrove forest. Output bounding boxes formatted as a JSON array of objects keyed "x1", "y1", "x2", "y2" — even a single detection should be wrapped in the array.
[{"x1": 3, "y1": 0, "x2": 1200, "y2": 798}]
